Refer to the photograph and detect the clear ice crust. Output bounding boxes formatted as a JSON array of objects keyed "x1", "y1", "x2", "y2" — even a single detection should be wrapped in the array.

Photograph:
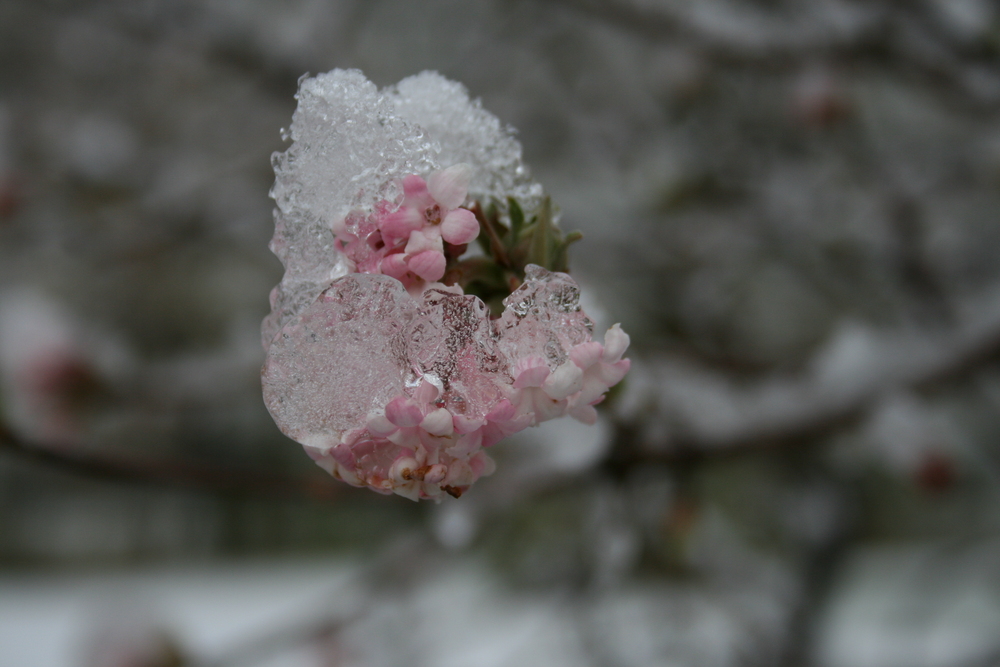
[
  {"x1": 263, "y1": 69, "x2": 541, "y2": 347},
  {"x1": 262, "y1": 70, "x2": 629, "y2": 501}
]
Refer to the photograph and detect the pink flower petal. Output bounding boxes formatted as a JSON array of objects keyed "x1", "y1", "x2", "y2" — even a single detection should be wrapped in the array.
[
  {"x1": 469, "y1": 451, "x2": 496, "y2": 477},
  {"x1": 450, "y1": 429, "x2": 483, "y2": 457},
  {"x1": 331, "y1": 216, "x2": 349, "y2": 238},
  {"x1": 427, "y1": 163, "x2": 471, "y2": 210},
  {"x1": 405, "y1": 227, "x2": 443, "y2": 254},
  {"x1": 445, "y1": 459, "x2": 475, "y2": 487},
  {"x1": 542, "y1": 360, "x2": 584, "y2": 400},
  {"x1": 401, "y1": 174, "x2": 431, "y2": 206},
  {"x1": 570, "y1": 342, "x2": 604, "y2": 369},
  {"x1": 513, "y1": 355, "x2": 550, "y2": 388},
  {"x1": 385, "y1": 395, "x2": 424, "y2": 427},
  {"x1": 380, "y1": 206, "x2": 424, "y2": 244},
  {"x1": 480, "y1": 422, "x2": 505, "y2": 448},
  {"x1": 485, "y1": 398, "x2": 515, "y2": 422},
  {"x1": 597, "y1": 358, "x2": 630, "y2": 387},
  {"x1": 390, "y1": 455, "x2": 420, "y2": 483},
  {"x1": 575, "y1": 377, "x2": 609, "y2": 406},
  {"x1": 406, "y1": 250, "x2": 446, "y2": 282},
  {"x1": 440, "y1": 208, "x2": 479, "y2": 245},
  {"x1": 421, "y1": 407, "x2": 454, "y2": 436},
  {"x1": 366, "y1": 412, "x2": 397, "y2": 437},
  {"x1": 331, "y1": 443, "x2": 357, "y2": 468},
  {"x1": 453, "y1": 414, "x2": 485, "y2": 435},
  {"x1": 602, "y1": 324, "x2": 630, "y2": 363},
  {"x1": 413, "y1": 378, "x2": 441, "y2": 404}
]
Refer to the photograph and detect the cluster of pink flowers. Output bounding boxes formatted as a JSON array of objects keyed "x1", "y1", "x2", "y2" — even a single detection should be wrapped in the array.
[
  {"x1": 263, "y1": 70, "x2": 631, "y2": 501},
  {"x1": 308, "y1": 321, "x2": 630, "y2": 501},
  {"x1": 332, "y1": 164, "x2": 480, "y2": 294},
  {"x1": 269, "y1": 164, "x2": 630, "y2": 501}
]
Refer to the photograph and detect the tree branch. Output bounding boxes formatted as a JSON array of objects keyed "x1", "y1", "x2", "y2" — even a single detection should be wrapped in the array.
[{"x1": 0, "y1": 425, "x2": 343, "y2": 502}]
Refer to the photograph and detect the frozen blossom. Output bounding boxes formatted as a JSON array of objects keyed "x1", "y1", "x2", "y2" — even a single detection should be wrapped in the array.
[
  {"x1": 262, "y1": 70, "x2": 629, "y2": 500},
  {"x1": 263, "y1": 69, "x2": 540, "y2": 345},
  {"x1": 263, "y1": 267, "x2": 628, "y2": 500},
  {"x1": 333, "y1": 164, "x2": 479, "y2": 291}
]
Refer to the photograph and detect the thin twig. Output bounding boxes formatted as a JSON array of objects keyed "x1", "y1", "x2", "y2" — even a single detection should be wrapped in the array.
[
  {"x1": 471, "y1": 202, "x2": 513, "y2": 270},
  {"x1": 0, "y1": 425, "x2": 343, "y2": 502}
]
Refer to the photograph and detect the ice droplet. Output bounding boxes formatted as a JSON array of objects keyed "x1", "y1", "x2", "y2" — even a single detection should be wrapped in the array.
[{"x1": 497, "y1": 265, "x2": 594, "y2": 369}]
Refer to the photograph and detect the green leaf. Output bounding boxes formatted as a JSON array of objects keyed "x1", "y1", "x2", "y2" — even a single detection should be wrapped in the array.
[
  {"x1": 529, "y1": 196, "x2": 552, "y2": 269},
  {"x1": 507, "y1": 196, "x2": 525, "y2": 245},
  {"x1": 552, "y1": 230, "x2": 583, "y2": 272}
]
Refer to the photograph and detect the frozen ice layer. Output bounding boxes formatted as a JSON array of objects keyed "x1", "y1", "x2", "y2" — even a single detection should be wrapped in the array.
[
  {"x1": 497, "y1": 265, "x2": 596, "y2": 370},
  {"x1": 264, "y1": 69, "x2": 542, "y2": 348},
  {"x1": 262, "y1": 274, "x2": 413, "y2": 451},
  {"x1": 263, "y1": 266, "x2": 629, "y2": 501},
  {"x1": 388, "y1": 73, "x2": 543, "y2": 207}
]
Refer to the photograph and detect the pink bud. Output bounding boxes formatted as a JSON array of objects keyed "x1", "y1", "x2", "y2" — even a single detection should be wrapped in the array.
[
  {"x1": 421, "y1": 407, "x2": 454, "y2": 436},
  {"x1": 406, "y1": 250, "x2": 446, "y2": 282},
  {"x1": 440, "y1": 208, "x2": 479, "y2": 245},
  {"x1": 602, "y1": 324, "x2": 630, "y2": 363},
  {"x1": 379, "y1": 252, "x2": 410, "y2": 280}
]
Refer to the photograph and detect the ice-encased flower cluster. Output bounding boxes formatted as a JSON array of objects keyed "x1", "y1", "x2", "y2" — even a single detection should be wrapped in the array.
[
  {"x1": 262, "y1": 69, "x2": 629, "y2": 500},
  {"x1": 263, "y1": 69, "x2": 541, "y2": 345},
  {"x1": 333, "y1": 164, "x2": 480, "y2": 293}
]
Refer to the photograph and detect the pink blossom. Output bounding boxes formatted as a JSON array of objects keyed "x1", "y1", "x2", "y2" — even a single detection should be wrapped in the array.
[
  {"x1": 263, "y1": 250, "x2": 630, "y2": 501},
  {"x1": 311, "y1": 378, "x2": 503, "y2": 500},
  {"x1": 567, "y1": 324, "x2": 631, "y2": 424},
  {"x1": 286, "y1": 308, "x2": 628, "y2": 500},
  {"x1": 382, "y1": 164, "x2": 479, "y2": 282},
  {"x1": 330, "y1": 165, "x2": 480, "y2": 292}
]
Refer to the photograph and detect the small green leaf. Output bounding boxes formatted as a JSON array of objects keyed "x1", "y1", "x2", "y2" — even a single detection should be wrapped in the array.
[
  {"x1": 529, "y1": 196, "x2": 552, "y2": 269},
  {"x1": 553, "y1": 230, "x2": 583, "y2": 272},
  {"x1": 507, "y1": 196, "x2": 525, "y2": 244}
]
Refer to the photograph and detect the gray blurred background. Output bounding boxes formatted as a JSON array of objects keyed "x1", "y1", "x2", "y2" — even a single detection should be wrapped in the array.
[{"x1": 3, "y1": 0, "x2": 1000, "y2": 666}]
